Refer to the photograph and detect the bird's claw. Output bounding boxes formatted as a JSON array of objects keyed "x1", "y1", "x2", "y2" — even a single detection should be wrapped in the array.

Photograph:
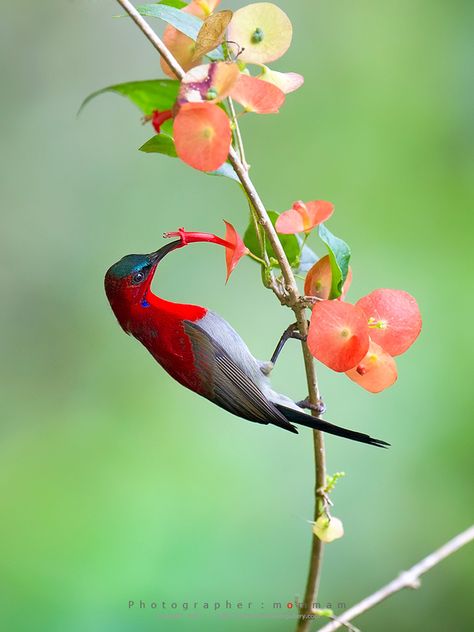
[{"x1": 296, "y1": 397, "x2": 326, "y2": 415}]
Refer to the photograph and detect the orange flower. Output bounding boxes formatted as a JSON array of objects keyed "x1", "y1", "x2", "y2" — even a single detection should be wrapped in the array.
[
  {"x1": 346, "y1": 340, "x2": 398, "y2": 393},
  {"x1": 276, "y1": 200, "x2": 334, "y2": 234},
  {"x1": 230, "y1": 74, "x2": 285, "y2": 113},
  {"x1": 308, "y1": 300, "x2": 370, "y2": 372},
  {"x1": 304, "y1": 255, "x2": 352, "y2": 301},
  {"x1": 173, "y1": 102, "x2": 231, "y2": 172}
]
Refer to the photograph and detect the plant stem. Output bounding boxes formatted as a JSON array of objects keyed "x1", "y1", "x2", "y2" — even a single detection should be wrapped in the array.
[
  {"x1": 228, "y1": 96, "x2": 248, "y2": 169},
  {"x1": 246, "y1": 251, "x2": 267, "y2": 266},
  {"x1": 114, "y1": 1, "x2": 327, "y2": 623},
  {"x1": 318, "y1": 525, "x2": 474, "y2": 631}
]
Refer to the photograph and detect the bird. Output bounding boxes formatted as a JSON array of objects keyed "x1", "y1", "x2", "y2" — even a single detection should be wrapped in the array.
[{"x1": 104, "y1": 238, "x2": 389, "y2": 448}]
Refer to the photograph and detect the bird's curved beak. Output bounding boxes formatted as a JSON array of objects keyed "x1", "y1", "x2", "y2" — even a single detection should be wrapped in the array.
[{"x1": 148, "y1": 239, "x2": 183, "y2": 266}]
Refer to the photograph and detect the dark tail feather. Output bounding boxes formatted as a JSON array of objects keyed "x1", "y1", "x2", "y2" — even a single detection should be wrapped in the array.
[{"x1": 275, "y1": 404, "x2": 390, "y2": 448}]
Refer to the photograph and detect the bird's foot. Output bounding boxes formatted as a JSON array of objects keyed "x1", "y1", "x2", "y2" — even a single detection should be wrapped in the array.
[
  {"x1": 259, "y1": 361, "x2": 274, "y2": 376},
  {"x1": 296, "y1": 397, "x2": 326, "y2": 415},
  {"x1": 270, "y1": 322, "x2": 308, "y2": 366}
]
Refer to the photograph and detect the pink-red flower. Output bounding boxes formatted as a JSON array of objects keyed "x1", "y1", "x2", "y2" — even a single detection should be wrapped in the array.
[
  {"x1": 276, "y1": 200, "x2": 335, "y2": 234},
  {"x1": 304, "y1": 255, "x2": 352, "y2": 301},
  {"x1": 165, "y1": 222, "x2": 248, "y2": 281},
  {"x1": 346, "y1": 340, "x2": 398, "y2": 393},
  {"x1": 306, "y1": 283, "x2": 421, "y2": 392},
  {"x1": 229, "y1": 73, "x2": 285, "y2": 113},
  {"x1": 173, "y1": 102, "x2": 232, "y2": 171},
  {"x1": 356, "y1": 289, "x2": 422, "y2": 357},
  {"x1": 308, "y1": 300, "x2": 370, "y2": 373}
]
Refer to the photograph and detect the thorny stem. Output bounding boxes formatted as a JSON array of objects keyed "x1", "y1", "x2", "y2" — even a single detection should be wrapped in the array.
[
  {"x1": 318, "y1": 525, "x2": 474, "y2": 631},
  {"x1": 114, "y1": 1, "x2": 326, "y2": 625}
]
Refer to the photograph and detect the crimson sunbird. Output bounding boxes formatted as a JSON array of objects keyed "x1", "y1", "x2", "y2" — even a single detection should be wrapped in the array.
[{"x1": 104, "y1": 238, "x2": 388, "y2": 448}]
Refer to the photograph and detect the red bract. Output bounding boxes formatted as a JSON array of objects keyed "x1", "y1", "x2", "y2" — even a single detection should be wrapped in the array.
[
  {"x1": 151, "y1": 109, "x2": 173, "y2": 134},
  {"x1": 346, "y1": 340, "x2": 398, "y2": 393},
  {"x1": 165, "y1": 221, "x2": 248, "y2": 281},
  {"x1": 304, "y1": 255, "x2": 352, "y2": 301},
  {"x1": 224, "y1": 220, "x2": 249, "y2": 281},
  {"x1": 276, "y1": 200, "x2": 334, "y2": 234},
  {"x1": 173, "y1": 102, "x2": 231, "y2": 171},
  {"x1": 356, "y1": 289, "x2": 422, "y2": 357},
  {"x1": 230, "y1": 74, "x2": 285, "y2": 113},
  {"x1": 308, "y1": 301, "x2": 370, "y2": 372}
]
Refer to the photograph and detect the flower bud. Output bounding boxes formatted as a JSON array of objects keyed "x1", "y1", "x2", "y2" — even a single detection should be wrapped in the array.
[{"x1": 312, "y1": 515, "x2": 344, "y2": 543}]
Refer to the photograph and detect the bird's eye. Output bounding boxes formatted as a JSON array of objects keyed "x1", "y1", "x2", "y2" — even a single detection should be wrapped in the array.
[{"x1": 132, "y1": 271, "x2": 145, "y2": 284}]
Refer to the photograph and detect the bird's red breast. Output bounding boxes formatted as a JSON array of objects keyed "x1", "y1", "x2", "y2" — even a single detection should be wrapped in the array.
[{"x1": 121, "y1": 289, "x2": 207, "y2": 393}]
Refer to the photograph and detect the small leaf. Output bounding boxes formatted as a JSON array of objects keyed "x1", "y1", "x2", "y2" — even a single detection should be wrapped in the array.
[
  {"x1": 136, "y1": 4, "x2": 203, "y2": 39},
  {"x1": 156, "y1": 0, "x2": 187, "y2": 8},
  {"x1": 135, "y1": 4, "x2": 222, "y2": 60},
  {"x1": 208, "y1": 162, "x2": 240, "y2": 182},
  {"x1": 192, "y1": 10, "x2": 233, "y2": 61},
  {"x1": 244, "y1": 211, "x2": 299, "y2": 267},
  {"x1": 296, "y1": 235, "x2": 318, "y2": 274},
  {"x1": 139, "y1": 134, "x2": 177, "y2": 157},
  {"x1": 79, "y1": 79, "x2": 179, "y2": 116},
  {"x1": 318, "y1": 223, "x2": 351, "y2": 299}
]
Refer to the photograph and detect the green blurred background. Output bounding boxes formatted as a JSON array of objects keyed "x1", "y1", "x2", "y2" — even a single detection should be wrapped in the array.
[{"x1": 1, "y1": 0, "x2": 473, "y2": 630}]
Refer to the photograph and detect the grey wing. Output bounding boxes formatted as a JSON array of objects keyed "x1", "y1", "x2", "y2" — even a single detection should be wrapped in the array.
[{"x1": 183, "y1": 320, "x2": 298, "y2": 433}]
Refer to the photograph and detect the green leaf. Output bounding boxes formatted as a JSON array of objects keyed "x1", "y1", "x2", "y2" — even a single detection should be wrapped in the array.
[
  {"x1": 156, "y1": 0, "x2": 187, "y2": 8},
  {"x1": 244, "y1": 211, "x2": 300, "y2": 268},
  {"x1": 208, "y1": 162, "x2": 240, "y2": 182},
  {"x1": 79, "y1": 79, "x2": 179, "y2": 116},
  {"x1": 139, "y1": 134, "x2": 177, "y2": 157},
  {"x1": 135, "y1": 4, "x2": 223, "y2": 60},
  {"x1": 318, "y1": 223, "x2": 351, "y2": 299}
]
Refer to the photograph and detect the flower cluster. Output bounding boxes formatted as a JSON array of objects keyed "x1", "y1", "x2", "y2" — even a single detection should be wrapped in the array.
[
  {"x1": 274, "y1": 199, "x2": 422, "y2": 393},
  {"x1": 151, "y1": 2, "x2": 303, "y2": 171}
]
